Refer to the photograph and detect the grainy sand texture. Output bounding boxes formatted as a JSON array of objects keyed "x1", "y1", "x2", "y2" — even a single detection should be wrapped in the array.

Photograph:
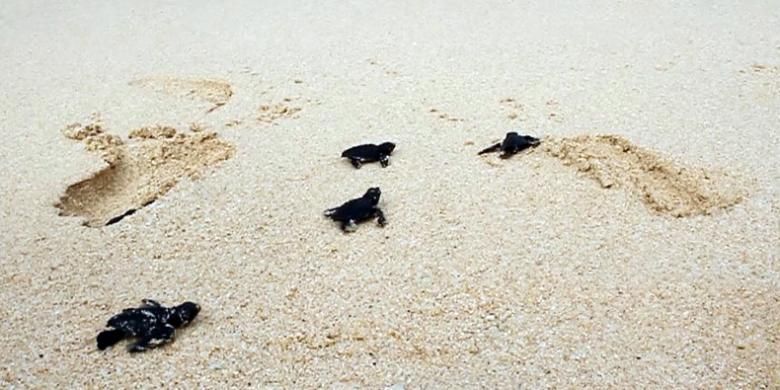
[{"x1": 1, "y1": 1, "x2": 779, "y2": 388}]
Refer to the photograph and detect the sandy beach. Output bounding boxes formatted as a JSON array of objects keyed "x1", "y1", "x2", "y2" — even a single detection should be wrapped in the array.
[{"x1": 1, "y1": 1, "x2": 778, "y2": 388}]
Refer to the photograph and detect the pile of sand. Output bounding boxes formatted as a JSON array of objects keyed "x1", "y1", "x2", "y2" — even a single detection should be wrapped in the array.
[
  {"x1": 541, "y1": 135, "x2": 746, "y2": 217},
  {"x1": 57, "y1": 121, "x2": 234, "y2": 227}
]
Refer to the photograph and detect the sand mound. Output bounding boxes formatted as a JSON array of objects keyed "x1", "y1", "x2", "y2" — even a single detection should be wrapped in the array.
[
  {"x1": 541, "y1": 135, "x2": 746, "y2": 217},
  {"x1": 57, "y1": 122, "x2": 234, "y2": 227},
  {"x1": 129, "y1": 77, "x2": 233, "y2": 113}
]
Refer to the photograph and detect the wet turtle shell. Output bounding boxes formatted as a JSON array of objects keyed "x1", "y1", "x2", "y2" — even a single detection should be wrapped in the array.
[
  {"x1": 478, "y1": 132, "x2": 540, "y2": 158},
  {"x1": 341, "y1": 142, "x2": 396, "y2": 168},
  {"x1": 324, "y1": 187, "x2": 387, "y2": 232},
  {"x1": 96, "y1": 300, "x2": 200, "y2": 353}
]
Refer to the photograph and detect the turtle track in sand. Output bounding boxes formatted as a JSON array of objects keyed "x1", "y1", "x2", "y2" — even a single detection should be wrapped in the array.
[
  {"x1": 129, "y1": 77, "x2": 233, "y2": 113},
  {"x1": 539, "y1": 135, "x2": 748, "y2": 217},
  {"x1": 56, "y1": 121, "x2": 234, "y2": 227}
]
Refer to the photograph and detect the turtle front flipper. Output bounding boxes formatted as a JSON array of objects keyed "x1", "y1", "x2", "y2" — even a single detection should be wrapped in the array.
[
  {"x1": 374, "y1": 208, "x2": 387, "y2": 227},
  {"x1": 129, "y1": 324, "x2": 175, "y2": 353},
  {"x1": 97, "y1": 328, "x2": 125, "y2": 350},
  {"x1": 478, "y1": 143, "x2": 501, "y2": 155},
  {"x1": 105, "y1": 208, "x2": 138, "y2": 226},
  {"x1": 379, "y1": 155, "x2": 390, "y2": 167},
  {"x1": 140, "y1": 299, "x2": 162, "y2": 308}
]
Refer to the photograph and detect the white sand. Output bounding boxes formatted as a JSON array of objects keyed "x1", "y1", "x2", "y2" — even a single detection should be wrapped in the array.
[{"x1": 1, "y1": 1, "x2": 778, "y2": 388}]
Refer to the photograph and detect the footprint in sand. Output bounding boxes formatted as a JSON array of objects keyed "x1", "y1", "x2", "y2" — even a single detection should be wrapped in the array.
[
  {"x1": 367, "y1": 58, "x2": 401, "y2": 77},
  {"x1": 218, "y1": 80, "x2": 315, "y2": 127},
  {"x1": 539, "y1": 135, "x2": 747, "y2": 217},
  {"x1": 738, "y1": 64, "x2": 780, "y2": 102},
  {"x1": 498, "y1": 98, "x2": 562, "y2": 122},
  {"x1": 56, "y1": 120, "x2": 234, "y2": 227},
  {"x1": 256, "y1": 97, "x2": 304, "y2": 125},
  {"x1": 428, "y1": 108, "x2": 465, "y2": 123},
  {"x1": 545, "y1": 100, "x2": 563, "y2": 122},
  {"x1": 129, "y1": 77, "x2": 234, "y2": 113},
  {"x1": 499, "y1": 98, "x2": 527, "y2": 121}
]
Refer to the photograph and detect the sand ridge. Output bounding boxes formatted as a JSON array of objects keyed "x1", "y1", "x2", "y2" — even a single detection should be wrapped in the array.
[
  {"x1": 538, "y1": 135, "x2": 747, "y2": 217},
  {"x1": 57, "y1": 121, "x2": 235, "y2": 227}
]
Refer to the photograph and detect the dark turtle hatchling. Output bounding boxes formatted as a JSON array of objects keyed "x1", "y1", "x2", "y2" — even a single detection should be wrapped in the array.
[
  {"x1": 324, "y1": 187, "x2": 386, "y2": 232},
  {"x1": 341, "y1": 142, "x2": 396, "y2": 168},
  {"x1": 478, "y1": 132, "x2": 540, "y2": 158},
  {"x1": 96, "y1": 299, "x2": 200, "y2": 353}
]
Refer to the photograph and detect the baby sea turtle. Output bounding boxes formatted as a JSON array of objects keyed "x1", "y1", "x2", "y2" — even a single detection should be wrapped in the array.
[
  {"x1": 96, "y1": 299, "x2": 200, "y2": 353},
  {"x1": 324, "y1": 187, "x2": 386, "y2": 232},
  {"x1": 341, "y1": 142, "x2": 396, "y2": 168},
  {"x1": 478, "y1": 132, "x2": 540, "y2": 158}
]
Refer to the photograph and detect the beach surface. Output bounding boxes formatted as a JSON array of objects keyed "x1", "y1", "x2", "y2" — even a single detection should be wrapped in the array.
[{"x1": 1, "y1": 1, "x2": 778, "y2": 388}]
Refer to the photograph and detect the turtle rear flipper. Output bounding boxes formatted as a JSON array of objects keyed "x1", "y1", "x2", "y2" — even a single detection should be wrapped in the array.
[
  {"x1": 129, "y1": 325, "x2": 175, "y2": 353},
  {"x1": 324, "y1": 208, "x2": 339, "y2": 218},
  {"x1": 340, "y1": 219, "x2": 358, "y2": 233},
  {"x1": 97, "y1": 328, "x2": 125, "y2": 350},
  {"x1": 478, "y1": 143, "x2": 501, "y2": 155}
]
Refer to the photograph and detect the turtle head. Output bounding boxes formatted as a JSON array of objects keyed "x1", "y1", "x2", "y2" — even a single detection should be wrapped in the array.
[
  {"x1": 169, "y1": 301, "x2": 200, "y2": 327},
  {"x1": 363, "y1": 187, "x2": 381, "y2": 205},
  {"x1": 378, "y1": 142, "x2": 396, "y2": 154},
  {"x1": 506, "y1": 132, "x2": 519, "y2": 138}
]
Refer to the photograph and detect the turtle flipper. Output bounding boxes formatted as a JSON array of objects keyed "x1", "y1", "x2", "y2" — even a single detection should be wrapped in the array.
[
  {"x1": 105, "y1": 208, "x2": 137, "y2": 226},
  {"x1": 324, "y1": 208, "x2": 338, "y2": 217},
  {"x1": 140, "y1": 299, "x2": 162, "y2": 308},
  {"x1": 129, "y1": 324, "x2": 175, "y2": 353},
  {"x1": 340, "y1": 219, "x2": 357, "y2": 233},
  {"x1": 374, "y1": 208, "x2": 387, "y2": 227},
  {"x1": 379, "y1": 155, "x2": 390, "y2": 167},
  {"x1": 349, "y1": 158, "x2": 362, "y2": 169},
  {"x1": 478, "y1": 143, "x2": 501, "y2": 155},
  {"x1": 97, "y1": 328, "x2": 125, "y2": 350}
]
